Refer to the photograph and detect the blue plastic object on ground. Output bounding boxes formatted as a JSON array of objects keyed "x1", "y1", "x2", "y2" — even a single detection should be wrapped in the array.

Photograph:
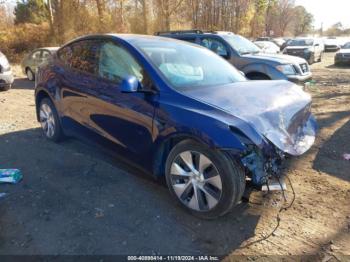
[{"x1": 0, "y1": 169, "x2": 22, "y2": 184}]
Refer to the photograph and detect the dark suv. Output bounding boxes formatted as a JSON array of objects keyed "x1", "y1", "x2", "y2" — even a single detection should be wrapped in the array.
[{"x1": 156, "y1": 30, "x2": 312, "y2": 84}]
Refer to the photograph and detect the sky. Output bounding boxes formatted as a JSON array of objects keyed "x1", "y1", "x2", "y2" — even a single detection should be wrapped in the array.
[{"x1": 295, "y1": 0, "x2": 350, "y2": 29}]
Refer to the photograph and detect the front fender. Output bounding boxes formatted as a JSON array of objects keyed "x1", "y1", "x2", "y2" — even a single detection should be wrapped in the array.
[{"x1": 153, "y1": 100, "x2": 255, "y2": 153}]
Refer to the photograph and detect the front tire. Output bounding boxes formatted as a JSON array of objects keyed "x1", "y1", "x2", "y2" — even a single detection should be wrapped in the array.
[
  {"x1": 26, "y1": 68, "x2": 35, "y2": 81},
  {"x1": 39, "y1": 98, "x2": 64, "y2": 142},
  {"x1": 0, "y1": 85, "x2": 11, "y2": 91},
  {"x1": 308, "y1": 53, "x2": 315, "y2": 65},
  {"x1": 318, "y1": 52, "x2": 323, "y2": 62},
  {"x1": 165, "y1": 140, "x2": 245, "y2": 219}
]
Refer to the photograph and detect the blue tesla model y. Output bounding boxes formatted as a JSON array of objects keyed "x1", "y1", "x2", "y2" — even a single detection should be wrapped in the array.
[{"x1": 35, "y1": 34, "x2": 316, "y2": 219}]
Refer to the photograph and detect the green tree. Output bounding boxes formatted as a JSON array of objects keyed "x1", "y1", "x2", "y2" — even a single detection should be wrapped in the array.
[
  {"x1": 293, "y1": 5, "x2": 313, "y2": 36},
  {"x1": 14, "y1": 0, "x2": 49, "y2": 25}
]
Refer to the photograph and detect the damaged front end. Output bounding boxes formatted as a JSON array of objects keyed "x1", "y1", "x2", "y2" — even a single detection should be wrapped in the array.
[
  {"x1": 184, "y1": 79, "x2": 318, "y2": 189},
  {"x1": 241, "y1": 144, "x2": 285, "y2": 189}
]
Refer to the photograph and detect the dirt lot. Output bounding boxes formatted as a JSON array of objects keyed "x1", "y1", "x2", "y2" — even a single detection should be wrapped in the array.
[{"x1": 0, "y1": 53, "x2": 349, "y2": 259}]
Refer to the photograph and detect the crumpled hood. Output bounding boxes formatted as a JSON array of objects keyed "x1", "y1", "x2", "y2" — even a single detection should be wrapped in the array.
[
  {"x1": 183, "y1": 80, "x2": 317, "y2": 156},
  {"x1": 243, "y1": 52, "x2": 307, "y2": 65}
]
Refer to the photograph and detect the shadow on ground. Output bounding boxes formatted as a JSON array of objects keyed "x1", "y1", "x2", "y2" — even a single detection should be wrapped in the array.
[
  {"x1": 12, "y1": 78, "x2": 34, "y2": 90},
  {"x1": 313, "y1": 119, "x2": 350, "y2": 182},
  {"x1": 0, "y1": 128, "x2": 260, "y2": 255},
  {"x1": 326, "y1": 64, "x2": 350, "y2": 69}
]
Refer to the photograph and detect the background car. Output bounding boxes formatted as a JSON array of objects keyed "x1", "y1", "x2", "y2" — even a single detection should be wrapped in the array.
[
  {"x1": 256, "y1": 37, "x2": 272, "y2": 42},
  {"x1": 324, "y1": 37, "x2": 341, "y2": 52},
  {"x1": 35, "y1": 34, "x2": 317, "y2": 219},
  {"x1": 254, "y1": 41, "x2": 280, "y2": 54},
  {"x1": 156, "y1": 30, "x2": 312, "y2": 84},
  {"x1": 272, "y1": 38, "x2": 286, "y2": 48},
  {"x1": 21, "y1": 47, "x2": 59, "y2": 81},
  {"x1": 334, "y1": 42, "x2": 350, "y2": 65},
  {"x1": 283, "y1": 38, "x2": 324, "y2": 64},
  {"x1": 0, "y1": 51, "x2": 14, "y2": 91},
  {"x1": 280, "y1": 38, "x2": 292, "y2": 51}
]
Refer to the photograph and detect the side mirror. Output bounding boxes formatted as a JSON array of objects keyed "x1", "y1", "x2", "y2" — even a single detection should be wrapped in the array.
[
  {"x1": 315, "y1": 44, "x2": 320, "y2": 47},
  {"x1": 121, "y1": 76, "x2": 140, "y2": 93}
]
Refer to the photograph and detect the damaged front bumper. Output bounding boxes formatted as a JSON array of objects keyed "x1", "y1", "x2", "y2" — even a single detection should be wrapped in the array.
[{"x1": 240, "y1": 145, "x2": 285, "y2": 187}]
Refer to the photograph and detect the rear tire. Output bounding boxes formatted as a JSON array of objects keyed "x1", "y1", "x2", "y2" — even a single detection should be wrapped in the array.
[
  {"x1": 308, "y1": 54, "x2": 315, "y2": 65},
  {"x1": 39, "y1": 98, "x2": 64, "y2": 142},
  {"x1": 0, "y1": 85, "x2": 11, "y2": 91},
  {"x1": 165, "y1": 140, "x2": 245, "y2": 219},
  {"x1": 317, "y1": 52, "x2": 323, "y2": 62}
]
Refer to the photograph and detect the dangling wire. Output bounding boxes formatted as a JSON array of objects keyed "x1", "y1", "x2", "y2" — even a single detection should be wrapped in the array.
[{"x1": 239, "y1": 175, "x2": 296, "y2": 249}]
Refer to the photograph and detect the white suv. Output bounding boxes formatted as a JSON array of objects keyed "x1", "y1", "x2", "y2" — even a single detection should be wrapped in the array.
[{"x1": 0, "y1": 51, "x2": 14, "y2": 91}]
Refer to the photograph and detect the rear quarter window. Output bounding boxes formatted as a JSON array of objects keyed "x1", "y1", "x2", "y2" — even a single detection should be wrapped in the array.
[{"x1": 57, "y1": 40, "x2": 100, "y2": 75}]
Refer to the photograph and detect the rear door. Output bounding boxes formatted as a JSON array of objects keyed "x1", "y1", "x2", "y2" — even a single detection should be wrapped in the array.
[{"x1": 57, "y1": 39, "x2": 101, "y2": 133}]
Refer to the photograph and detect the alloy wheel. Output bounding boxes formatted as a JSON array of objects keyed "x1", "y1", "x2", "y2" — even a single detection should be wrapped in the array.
[
  {"x1": 27, "y1": 69, "x2": 34, "y2": 81},
  {"x1": 39, "y1": 103, "x2": 56, "y2": 138},
  {"x1": 169, "y1": 151, "x2": 223, "y2": 211}
]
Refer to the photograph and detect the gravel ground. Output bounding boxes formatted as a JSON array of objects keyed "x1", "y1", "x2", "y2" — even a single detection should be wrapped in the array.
[{"x1": 0, "y1": 53, "x2": 349, "y2": 259}]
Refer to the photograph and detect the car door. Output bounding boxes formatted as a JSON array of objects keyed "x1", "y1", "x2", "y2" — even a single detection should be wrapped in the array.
[
  {"x1": 57, "y1": 39, "x2": 101, "y2": 133},
  {"x1": 87, "y1": 40, "x2": 156, "y2": 162}
]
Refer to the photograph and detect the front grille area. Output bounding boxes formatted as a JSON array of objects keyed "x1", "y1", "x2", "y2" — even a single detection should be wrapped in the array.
[
  {"x1": 343, "y1": 54, "x2": 350, "y2": 58},
  {"x1": 287, "y1": 49, "x2": 304, "y2": 55},
  {"x1": 300, "y1": 63, "x2": 309, "y2": 74}
]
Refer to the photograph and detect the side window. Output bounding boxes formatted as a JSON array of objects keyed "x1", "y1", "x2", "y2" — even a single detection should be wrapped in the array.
[
  {"x1": 32, "y1": 51, "x2": 41, "y2": 59},
  {"x1": 98, "y1": 42, "x2": 144, "y2": 84},
  {"x1": 42, "y1": 51, "x2": 51, "y2": 59},
  {"x1": 200, "y1": 38, "x2": 228, "y2": 57},
  {"x1": 70, "y1": 40, "x2": 99, "y2": 74},
  {"x1": 58, "y1": 40, "x2": 99, "y2": 75},
  {"x1": 58, "y1": 46, "x2": 73, "y2": 66}
]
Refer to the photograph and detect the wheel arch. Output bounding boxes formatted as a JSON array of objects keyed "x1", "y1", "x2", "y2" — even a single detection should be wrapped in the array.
[
  {"x1": 152, "y1": 134, "x2": 210, "y2": 178},
  {"x1": 242, "y1": 63, "x2": 286, "y2": 80},
  {"x1": 152, "y1": 129, "x2": 248, "y2": 178},
  {"x1": 245, "y1": 71, "x2": 271, "y2": 80}
]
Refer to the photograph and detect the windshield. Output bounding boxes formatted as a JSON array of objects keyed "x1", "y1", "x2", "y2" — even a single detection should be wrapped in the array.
[
  {"x1": 135, "y1": 40, "x2": 246, "y2": 89},
  {"x1": 254, "y1": 42, "x2": 266, "y2": 49},
  {"x1": 289, "y1": 39, "x2": 314, "y2": 46},
  {"x1": 343, "y1": 42, "x2": 350, "y2": 49},
  {"x1": 221, "y1": 35, "x2": 261, "y2": 55}
]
